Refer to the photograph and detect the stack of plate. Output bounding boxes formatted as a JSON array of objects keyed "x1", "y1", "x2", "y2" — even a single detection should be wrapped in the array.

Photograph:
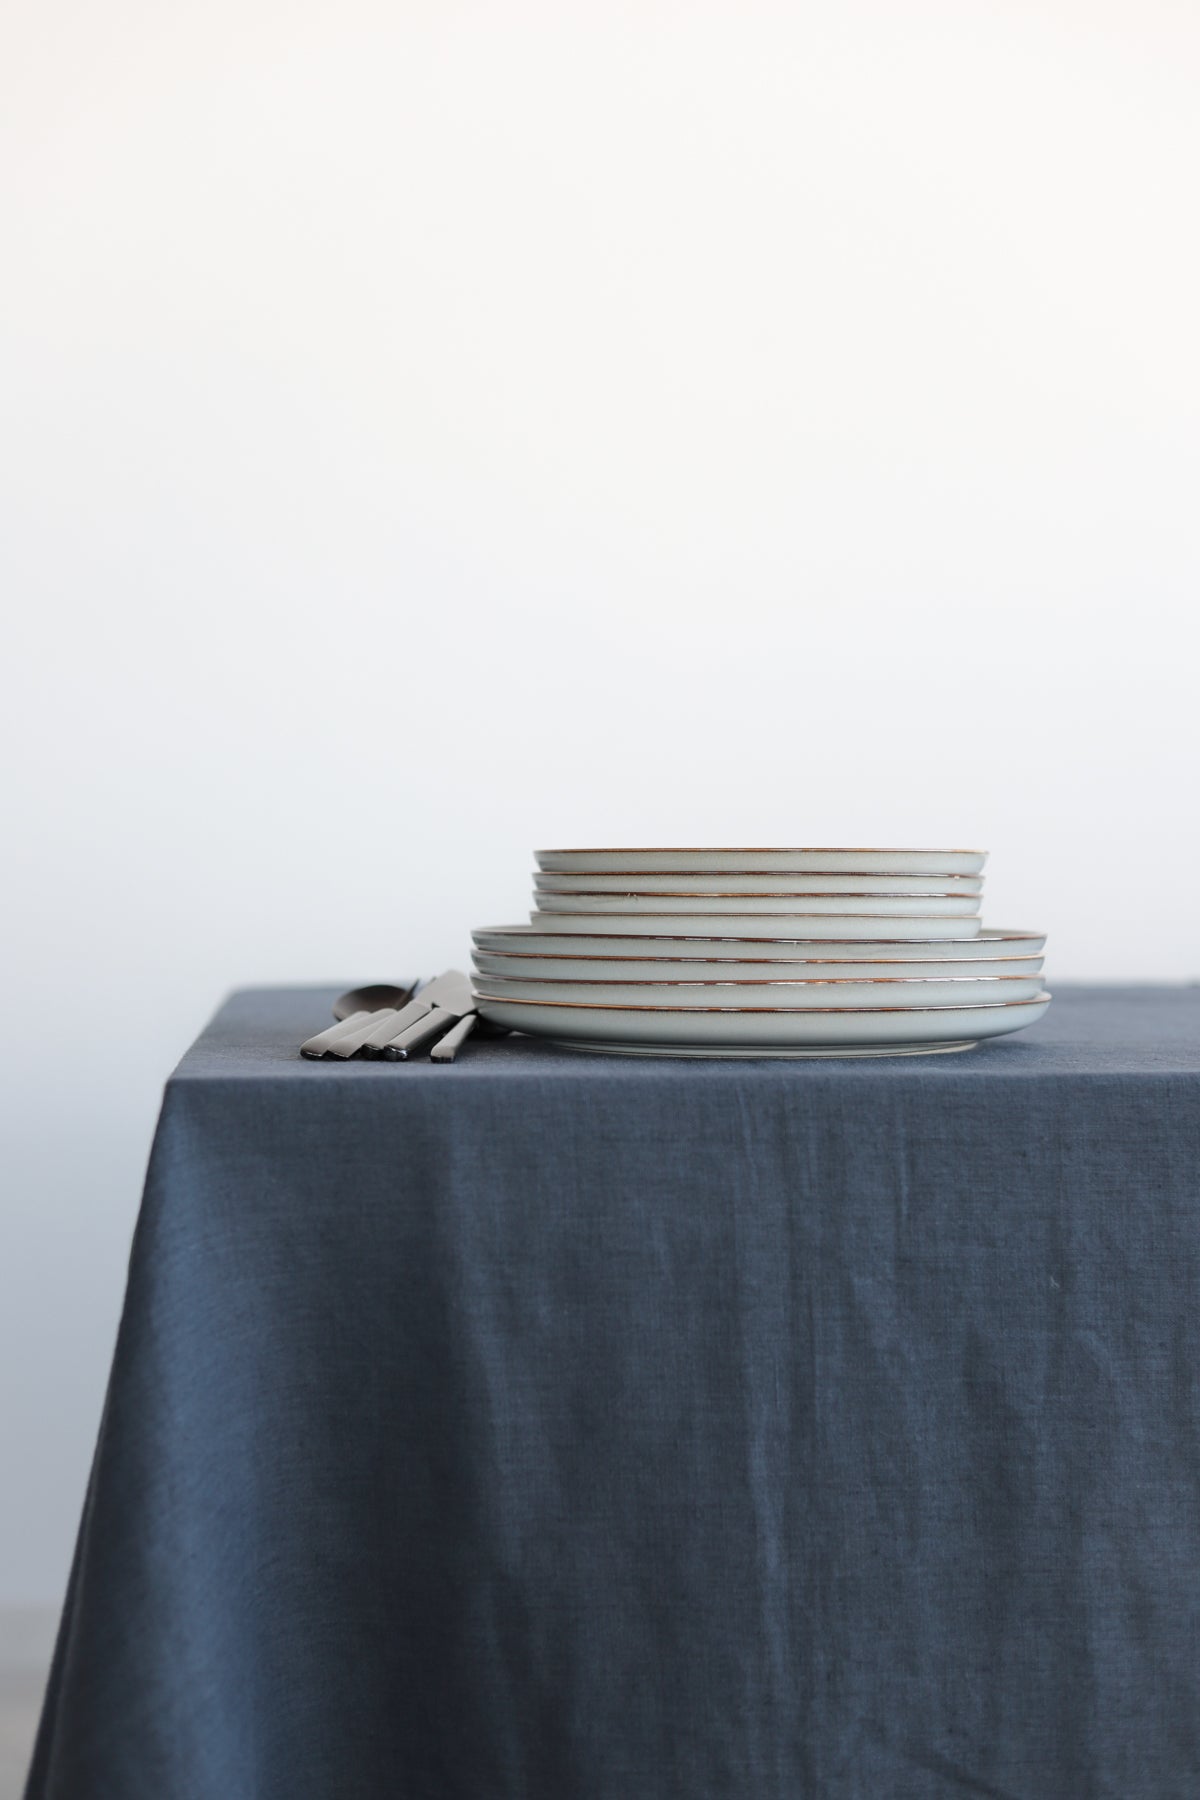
[{"x1": 471, "y1": 849, "x2": 1051, "y2": 1058}]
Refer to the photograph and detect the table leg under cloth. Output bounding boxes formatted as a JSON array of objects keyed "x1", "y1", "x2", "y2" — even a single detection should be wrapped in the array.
[{"x1": 25, "y1": 985, "x2": 1200, "y2": 1800}]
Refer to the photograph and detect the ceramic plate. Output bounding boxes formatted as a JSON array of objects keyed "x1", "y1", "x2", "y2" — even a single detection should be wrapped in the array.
[
  {"x1": 474, "y1": 927, "x2": 1046, "y2": 958},
  {"x1": 533, "y1": 871, "x2": 984, "y2": 896},
  {"x1": 474, "y1": 992, "x2": 1052, "y2": 1057},
  {"x1": 474, "y1": 974, "x2": 1046, "y2": 1008},
  {"x1": 532, "y1": 893, "x2": 981, "y2": 917},
  {"x1": 473, "y1": 949, "x2": 1046, "y2": 982},
  {"x1": 537, "y1": 848, "x2": 987, "y2": 876},
  {"x1": 527, "y1": 911, "x2": 985, "y2": 939}
]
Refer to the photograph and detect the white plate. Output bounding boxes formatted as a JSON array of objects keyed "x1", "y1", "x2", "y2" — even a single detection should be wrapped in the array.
[
  {"x1": 474, "y1": 992, "x2": 1053, "y2": 1057},
  {"x1": 533, "y1": 892, "x2": 980, "y2": 917},
  {"x1": 533, "y1": 871, "x2": 984, "y2": 896},
  {"x1": 528, "y1": 911, "x2": 985, "y2": 939},
  {"x1": 537, "y1": 848, "x2": 987, "y2": 876},
  {"x1": 475, "y1": 974, "x2": 1046, "y2": 1007},
  {"x1": 474, "y1": 926, "x2": 1046, "y2": 959},
  {"x1": 474, "y1": 949, "x2": 1046, "y2": 982}
]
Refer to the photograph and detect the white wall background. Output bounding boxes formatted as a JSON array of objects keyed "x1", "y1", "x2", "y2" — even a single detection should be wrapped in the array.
[{"x1": 2, "y1": 0, "x2": 1199, "y2": 1604}]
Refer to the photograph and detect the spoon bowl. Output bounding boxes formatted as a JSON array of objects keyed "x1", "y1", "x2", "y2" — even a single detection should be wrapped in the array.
[{"x1": 333, "y1": 983, "x2": 413, "y2": 1021}]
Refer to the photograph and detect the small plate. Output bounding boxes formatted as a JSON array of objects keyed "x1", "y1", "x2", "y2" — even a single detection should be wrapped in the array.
[
  {"x1": 474, "y1": 974, "x2": 1047, "y2": 1007},
  {"x1": 528, "y1": 912, "x2": 984, "y2": 940},
  {"x1": 537, "y1": 848, "x2": 987, "y2": 876},
  {"x1": 474, "y1": 992, "x2": 1052, "y2": 1056},
  {"x1": 533, "y1": 893, "x2": 981, "y2": 918},
  {"x1": 533, "y1": 871, "x2": 984, "y2": 896},
  {"x1": 474, "y1": 926, "x2": 1046, "y2": 959},
  {"x1": 474, "y1": 950, "x2": 1045, "y2": 981}
]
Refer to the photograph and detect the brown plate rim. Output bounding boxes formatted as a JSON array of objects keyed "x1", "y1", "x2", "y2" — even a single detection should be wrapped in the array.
[
  {"x1": 474, "y1": 949, "x2": 1045, "y2": 965},
  {"x1": 535, "y1": 846, "x2": 986, "y2": 856},
  {"x1": 473, "y1": 973, "x2": 1042, "y2": 988},
  {"x1": 474, "y1": 993, "x2": 1053, "y2": 1016},
  {"x1": 532, "y1": 870, "x2": 983, "y2": 882},
  {"x1": 475, "y1": 925, "x2": 1045, "y2": 944},
  {"x1": 530, "y1": 911, "x2": 984, "y2": 921},
  {"x1": 534, "y1": 888, "x2": 983, "y2": 899}
]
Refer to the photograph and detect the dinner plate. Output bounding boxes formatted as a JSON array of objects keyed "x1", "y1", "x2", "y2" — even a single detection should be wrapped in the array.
[
  {"x1": 474, "y1": 974, "x2": 1047, "y2": 1007},
  {"x1": 473, "y1": 949, "x2": 1046, "y2": 982},
  {"x1": 473, "y1": 992, "x2": 1053, "y2": 1057},
  {"x1": 527, "y1": 911, "x2": 985, "y2": 939},
  {"x1": 537, "y1": 848, "x2": 987, "y2": 876},
  {"x1": 474, "y1": 926, "x2": 1046, "y2": 959},
  {"x1": 533, "y1": 892, "x2": 981, "y2": 917},
  {"x1": 533, "y1": 871, "x2": 984, "y2": 896}
]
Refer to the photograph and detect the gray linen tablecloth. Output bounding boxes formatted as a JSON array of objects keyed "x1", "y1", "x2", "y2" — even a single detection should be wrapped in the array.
[{"x1": 26, "y1": 985, "x2": 1200, "y2": 1800}]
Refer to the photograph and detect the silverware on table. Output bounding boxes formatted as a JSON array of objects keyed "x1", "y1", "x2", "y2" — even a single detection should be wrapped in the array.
[
  {"x1": 333, "y1": 969, "x2": 469, "y2": 1059},
  {"x1": 300, "y1": 973, "x2": 482, "y2": 1062},
  {"x1": 380, "y1": 972, "x2": 475, "y2": 1059},
  {"x1": 327, "y1": 993, "x2": 434, "y2": 1058},
  {"x1": 429, "y1": 1014, "x2": 478, "y2": 1062},
  {"x1": 299, "y1": 983, "x2": 417, "y2": 1058}
]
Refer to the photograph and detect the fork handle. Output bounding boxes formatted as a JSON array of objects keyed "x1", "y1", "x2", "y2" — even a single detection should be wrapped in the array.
[
  {"x1": 328, "y1": 997, "x2": 431, "y2": 1059},
  {"x1": 382, "y1": 1005, "x2": 464, "y2": 1060},
  {"x1": 429, "y1": 1014, "x2": 477, "y2": 1062},
  {"x1": 300, "y1": 1010, "x2": 373, "y2": 1058}
]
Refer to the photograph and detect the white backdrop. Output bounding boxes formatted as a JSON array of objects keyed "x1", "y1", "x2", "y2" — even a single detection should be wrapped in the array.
[{"x1": 3, "y1": 0, "x2": 1199, "y2": 1603}]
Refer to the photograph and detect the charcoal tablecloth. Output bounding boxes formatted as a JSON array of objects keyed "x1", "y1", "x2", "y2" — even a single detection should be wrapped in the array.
[{"x1": 27, "y1": 985, "x2": 1200, "y2": 1800}]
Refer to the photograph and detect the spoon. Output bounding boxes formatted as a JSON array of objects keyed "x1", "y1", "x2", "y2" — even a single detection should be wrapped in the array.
[{"x1": 299, "y1": 982, "x2": 417, "y2": 1058}]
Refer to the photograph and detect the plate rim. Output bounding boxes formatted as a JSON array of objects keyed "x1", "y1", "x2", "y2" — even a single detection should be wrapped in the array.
[
  {"x1": 533, "y1": 886, "x2": 982, "y2": 898},
  {"x1": 474, "y1": 948, "x2": 1046, "y2": 965},
  {"x1": 474, "y1": 925, "x2": 1045, "y2": 945},
  {"x1": 532, "y1": 870, "x2": 983, "y2": 882},
  {"x1": 530, "y1": 906, "x2": 983, "y2": 916},
  {"x1": 475, "y1": 992, "x2": 1053, "y2": 1016},
  {"x1": 473, "y1": 973, "x2": 1043, "y2": 988},
  {"x1": 535, "y1": 845, "x2": 987, "y2": 856},
  {"x1": 536, "y1": 885, "x2": 985, "y2": 900}
]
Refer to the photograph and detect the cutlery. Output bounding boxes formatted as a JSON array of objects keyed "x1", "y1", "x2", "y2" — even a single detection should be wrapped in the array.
[
  {"x1": 339, "y1": 969, "x2": 473, "y2": 1058},
  {"x1": 300, "y1": 982, "x2": 417, "y2": 1058},
  {"x1": 429, "y1": 1014, "x2": 478, "y2": 1062},
  {"x1": 327, "y1": 980, "x2": 448, "y2": 1059},
  {"x1": 348, "y1": 968, "x2": 475, "y2": 1059},
  {"x1": 381, "y1": 972, "x2": 475, "y2": 1059}
]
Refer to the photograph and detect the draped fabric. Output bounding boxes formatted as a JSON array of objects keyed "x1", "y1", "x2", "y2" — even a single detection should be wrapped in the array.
[{"x1": 27, "y1": 985, "x2": 1200, "y2": 1800}]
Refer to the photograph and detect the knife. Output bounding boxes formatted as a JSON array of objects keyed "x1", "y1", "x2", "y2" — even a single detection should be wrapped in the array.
[{"x1": 429, "y1": 1013, "x2": 478, "y2": 1062}]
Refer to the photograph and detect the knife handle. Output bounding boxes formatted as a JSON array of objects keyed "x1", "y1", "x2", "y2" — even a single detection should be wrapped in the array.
[
  {"x1": 357, "y1": 997, "x2": 435, "y2": 1056},
  {"x1": 300, "y1": 1010, "x2": 373, "y2": 1058},
  {"x1": 429, "y1": 1014, "x2": 477, "y2": 1062},
  {"x1": 382, "y1": 1005, "x2": 463, "y2": 1060},
  {"x1": 329, "y1": 997, "x2": 431, "y2": 1059}
]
